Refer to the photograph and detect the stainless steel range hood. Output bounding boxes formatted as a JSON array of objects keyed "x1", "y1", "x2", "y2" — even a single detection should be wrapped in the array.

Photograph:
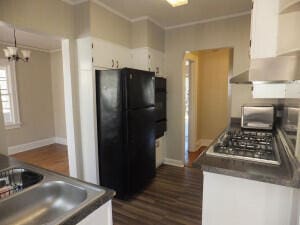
[{"x1": 230, "y1": 56, "x2": 300, "y2": 84}]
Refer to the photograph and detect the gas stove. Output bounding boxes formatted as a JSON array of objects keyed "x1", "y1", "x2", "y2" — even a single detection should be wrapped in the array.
[{"x1": 207, "y1": 128, "x2": 281, "y2": 165}]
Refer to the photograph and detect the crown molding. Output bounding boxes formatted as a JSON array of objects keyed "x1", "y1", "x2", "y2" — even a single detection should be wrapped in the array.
[
  {"x1": 49, "y1": 48, "x2": 62, "y2": 53},
  {"x1": 61, "y1": 0, "x2": 250, "y2": 30},
  {"x1": 91, "y1": 0, "x2": 132, "y2": 22},
  {"x1": 0, "y1": 41, "x2": 58, "y2": 53},
  {"x1": 131, "y1": 16, "x2": 165, "y2": 30},
  {"x1": 165, "y1": 11, "x2": 251, "y2": 30},
  {"x1": 61, "y1": 0, "x2": 88, "y2": 5}
]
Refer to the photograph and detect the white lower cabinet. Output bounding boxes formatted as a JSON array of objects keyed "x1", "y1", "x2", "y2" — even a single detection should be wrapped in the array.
[
  {"x1": 156, "y1": 135, "x2": 166, "y2": 168},
  {"x1": 77, "y1": 201, "x2": 113, "y2": 225},
  {"x1": 202, "y1": 172, "x2": 298, "y2": 225}
]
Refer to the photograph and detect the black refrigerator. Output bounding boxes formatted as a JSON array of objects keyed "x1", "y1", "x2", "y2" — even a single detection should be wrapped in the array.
[{"x1": 95, "y1": 68, "x2": 156, "y2": 199}]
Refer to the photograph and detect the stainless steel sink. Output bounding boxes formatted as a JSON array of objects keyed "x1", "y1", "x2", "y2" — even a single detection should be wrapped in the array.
[
  {"x1": 0, "y1": 163, "x2": 108, "y2": 225},
  {"x1": 0, "y1": 181, "x2": 87, "y2": 225}
]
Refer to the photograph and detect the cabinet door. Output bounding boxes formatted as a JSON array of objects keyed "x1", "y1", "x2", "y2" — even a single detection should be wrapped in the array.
[
  {"x1": 251, "y1": 0, "x2": 280, "y2": 59},
  {"x1": 92, "y1": 38, "x2": 131, "y2": 69},
  {"x1": 149, "y1": 49, "x2": 164, "y2": 76},
  {"x1": 131, "y1": 48, "x2": 150, "y2": 71},
  {"x1": 92, "y1": 38, "x2": 115, "y2": 69},
  {"x1": 114, "y1": 45, "x2": 132, "y2": 69}
]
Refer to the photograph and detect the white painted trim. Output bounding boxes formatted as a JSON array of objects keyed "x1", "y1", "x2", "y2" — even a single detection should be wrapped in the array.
[
  {"x1": 54, "y1": 137, "x2": 67, "y2": 145},
  {"x1": 60, "y1": 0, "x2": 250, "y2": 31},
  {"x1": 61, "y1": 39, "x2": 80, "y2": 179},
  {"x1": 165, "y1": 11, "x2": 251, "y2": 30},
  {"x1": 61, "y1": 0, "x2": 87, "y2": 5},
  {"x1": 91, "y1": 0, "x2": 132, "y2": 22},
  {"x1": 8, "y1": 137, "x2": 68, "y2": 155},
  {"x1": 8, "y1": 138, "x2": 55, "y2": 155},
  {"x1": 197, "y1": 139, "x2": 213, "y2": 148},
  {"x1": 131, "y1": 16, "x2": 165, "y2": 29},
  {"x1": 5, "y1": 122, "x2": 22, "y2": 130},
  {"x1": 0, "y1": 41, "x2": 57, "y2": 53},
  {"x1": 163, "y1": 158, "x2": 184, "y2": 167},
  {"x1": 49, "y1": 49, "x2": 62, "y2": 53}
]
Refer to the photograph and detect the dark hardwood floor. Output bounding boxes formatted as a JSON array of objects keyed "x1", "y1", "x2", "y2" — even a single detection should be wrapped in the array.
[
  {"x1": 113, "y1": 165, "x2": 203, "y2": 225},
  {"x1": 12, "y1": 144, "x2": 203, "y2": 225}
]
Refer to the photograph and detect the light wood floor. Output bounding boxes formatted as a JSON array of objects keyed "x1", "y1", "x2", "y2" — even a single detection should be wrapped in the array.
[
  {"x1": 12, "y1": 144, "x2": 69, "y2": 176},
  {"x1": 12, "y1": 144, "x2": 203, "y2": 225},
  {"x1": 186, "y1": 146, "x2": 207, "y2": 167}
]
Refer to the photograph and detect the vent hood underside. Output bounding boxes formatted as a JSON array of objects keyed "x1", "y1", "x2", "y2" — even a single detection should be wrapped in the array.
[{"x1": 230, "y1": 56, "x2": 300, "y2": 84}]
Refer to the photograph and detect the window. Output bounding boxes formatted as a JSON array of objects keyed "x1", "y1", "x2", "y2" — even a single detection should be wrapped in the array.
[{"x1": 0, "y1": 59, "x2": 20, "y2": 129}]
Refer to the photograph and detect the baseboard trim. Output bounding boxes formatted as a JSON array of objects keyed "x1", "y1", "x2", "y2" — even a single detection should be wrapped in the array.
[
  {"x1": 197, "y1": 139, "x2": 213, "y2": 149},
  {"x1": 8, "y1": 137, "x2": 67, "y2": 155},
  {"x1": 163, "y1": 158, "x2": 184, "y2": 167},
  {"x1": 54, "y1": 137, "x2": 67, "y2": 145}
]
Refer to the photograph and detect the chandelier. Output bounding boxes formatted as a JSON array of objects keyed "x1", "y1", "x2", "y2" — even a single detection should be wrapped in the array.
[{"x1": 3, "y1": 28, "x2": 31, "y2": 62}]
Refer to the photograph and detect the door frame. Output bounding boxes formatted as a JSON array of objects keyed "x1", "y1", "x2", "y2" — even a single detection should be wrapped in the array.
[
  {"x1": 181, "y1": 48, "x2": 233, "y2": 164},
  {"x1": 183, "y1": 53, "x2": 198, "y2": 157}
]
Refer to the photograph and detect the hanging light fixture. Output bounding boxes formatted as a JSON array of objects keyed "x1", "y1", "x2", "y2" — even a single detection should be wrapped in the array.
[
  {"x1": 166, "y1": 0, "x2": 188, "y2": 7},
  {"x1": 3, "y1": 28, "x2": 31, "y2": 62}
]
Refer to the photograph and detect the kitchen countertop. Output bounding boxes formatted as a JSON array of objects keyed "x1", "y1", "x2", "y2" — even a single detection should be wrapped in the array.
[
  {"x1": 0, "y1": 154, "x2": 115, "y2": 225},
  {"x1": 193, "y1": 119, "x2": 300, "y2": 188}
]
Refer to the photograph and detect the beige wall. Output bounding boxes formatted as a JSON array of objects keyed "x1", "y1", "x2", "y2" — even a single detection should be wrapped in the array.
[
  {"x1": 147, "y1": 20, "x2": 165, "y2": 52},
  {"x1": 74, "y1": 2, "x2": 91, "y2": 38},
  {"x1": 165, "y1": 15, "x2": 251, "y2": 161},
  {"x1": 90, "y1": 2, "x2": 131, "y2": 48},
  {"x1": 131, "y1": 20, "x2": 148, "y2": 49},
  {"x1": 196, "y1": 48, "x2": 231, "y2": 141},
  {"x1": 50, "y1": 51, "x2": 66, "y2": 139},
  {"x1": 0, "y1": 44, "x2": 55, "y2": 146},
  {"x1": 0, "y1": 0, "x2": 74, "y2": 38},
  {"x1": 131, "y1": 20, "x2": 165, "y2": 51}
]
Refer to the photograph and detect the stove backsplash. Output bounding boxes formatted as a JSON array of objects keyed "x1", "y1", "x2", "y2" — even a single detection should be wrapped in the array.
[{"x1": 279, "y1": 99, "x2": 300, "y2": 159}]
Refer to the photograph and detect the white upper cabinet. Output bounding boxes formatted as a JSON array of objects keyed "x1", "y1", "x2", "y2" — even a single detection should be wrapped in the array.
[
  {"x1": 278, "y1": 0, "x2": 300, "y2": 55},
  {"x1": 131, "y1": 48, "x2": 150, "y2": 71},
  {"x1": 250, "y1": 0, "x2": 280, "y2": 59},
  {"x1": 277, "y1": 11, "x2": 300, "y2": 55},
  {"x1": 131, "y1": 47, "x2": 165, "y2": 76},
  {"x1": 92, "y1": 38, "x2": 132, "y2": 69},
  {"x1": 149, "y1": 48, "x2": 165, "y2": 77}
]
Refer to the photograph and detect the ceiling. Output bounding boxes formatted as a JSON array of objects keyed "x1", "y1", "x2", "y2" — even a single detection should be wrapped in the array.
[
  {"x1": 78, "y1": 0, "x2": 252, "y2": 28},
  {"x1": 0, "y1": 24, "x2": 61, "y2": 51}
]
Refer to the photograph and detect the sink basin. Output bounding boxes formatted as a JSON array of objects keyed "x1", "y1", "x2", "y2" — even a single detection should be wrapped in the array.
[
  {"x1": 0, "y1": 181, "x2": 87, "y2": 225},
  {"x1": 0, "y1": 168, "x2": 43, "y2": 200}
]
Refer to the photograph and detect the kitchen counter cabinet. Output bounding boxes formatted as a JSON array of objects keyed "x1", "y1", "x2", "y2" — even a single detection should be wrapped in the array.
[
  {"x1": 202, "y1": 171, "x2": 299, "y2": 225},
  {"x1": 194, "y1": 119, "x2": 300, "y2": 225},
  {"x1": 77, "y1": 201, "x2": 113, "y2": 225}
]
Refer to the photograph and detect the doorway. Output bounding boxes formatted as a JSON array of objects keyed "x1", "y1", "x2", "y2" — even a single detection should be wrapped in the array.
[
  {"x1": 0, "y1": 23, "x2": 72, "y2": 176},
  {"x1": 183, "y1": 48, "x2": 232, "y2": 166}
]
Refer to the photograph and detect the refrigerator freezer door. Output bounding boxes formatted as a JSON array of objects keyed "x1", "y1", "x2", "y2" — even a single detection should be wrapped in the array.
[
  {"x1": 124, "y1": 69, "x2": 155, "y2": 109},
  {"x1": 127, "y1": 106, "x2": 156, "y2": 195},
  {"x1": 96, "y1": 70, "x2": 126, "y2": 197}
]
